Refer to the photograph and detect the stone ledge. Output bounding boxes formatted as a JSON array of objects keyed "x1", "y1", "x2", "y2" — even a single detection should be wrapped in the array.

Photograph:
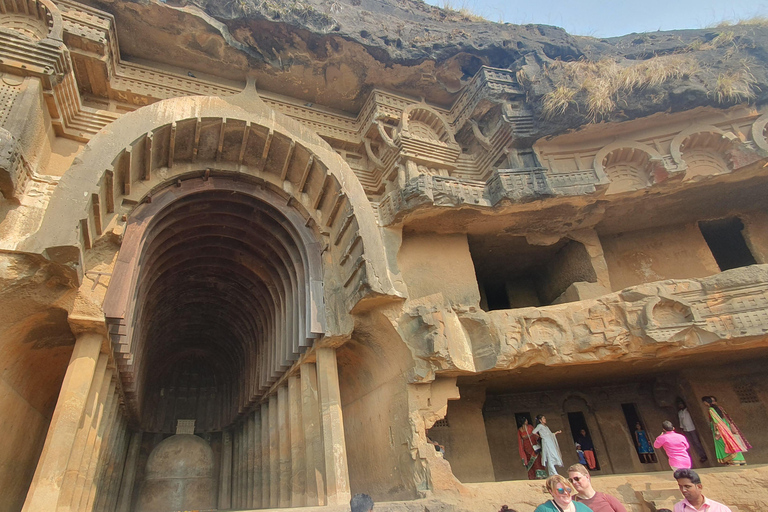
[{"x1": 391, "y1": 265, "x2": 768, "y2": 379}]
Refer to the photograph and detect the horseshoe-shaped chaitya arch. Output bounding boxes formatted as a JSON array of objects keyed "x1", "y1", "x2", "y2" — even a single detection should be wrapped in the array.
[
  {"x1": 102, "y1": 176, "x2": 328, "y2": 429},
  {"x1": 20, "y1": 95, "x2": 404, "y2": 314}
]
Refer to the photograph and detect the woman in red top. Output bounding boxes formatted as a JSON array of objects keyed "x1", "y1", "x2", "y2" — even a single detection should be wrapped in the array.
[{"x1": 518, "y1": 417, "x2": 546, "y2": 480}]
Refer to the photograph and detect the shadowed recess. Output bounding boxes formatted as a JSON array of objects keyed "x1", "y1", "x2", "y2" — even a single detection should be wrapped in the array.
[{"x1": 123, "y1": 188, "x2": 320, "y2": 433}]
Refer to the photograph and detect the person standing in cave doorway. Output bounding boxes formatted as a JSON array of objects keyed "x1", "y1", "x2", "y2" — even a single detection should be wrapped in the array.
[
  {"x1": 575, "y1": 428, "x2": 597, "y2": 470},
  {"x1": 533, "y1": 414, "x2": 563, "y2": 476},
  {"x1": 634, "y1": 422, "x2": 655, "y2": 463},
  {"x1": 518, "y1": 416, "x2": 547, "y2": 480},
  {"x1": 677, "y1": 398, "x2": 708, "y2": 464}
]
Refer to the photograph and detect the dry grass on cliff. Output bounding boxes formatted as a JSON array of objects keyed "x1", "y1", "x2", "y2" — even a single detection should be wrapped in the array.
[
  {"x1": 714, "y1": 16, "x2": 768, "y2": 28},
  {"x1": 542, "y1": 55, "x2": 700, "y2": 120},
  {"x1": 714, "y1": 70, "x2": 758, "y2": 103},
  {"x1": 436, "y1": 0, "x2": 486, "y2": 21}
]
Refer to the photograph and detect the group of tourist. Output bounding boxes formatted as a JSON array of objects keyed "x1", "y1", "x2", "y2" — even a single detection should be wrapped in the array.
[
  {"x1": 517, "y1": 396, "x2": 750, "y2": 479},
  {"x1": 354, "y1": 395, "x2": 749, "y2": 512},
  {"x1": 514, "y1": 466, "x2": 736, "y2": 512}
]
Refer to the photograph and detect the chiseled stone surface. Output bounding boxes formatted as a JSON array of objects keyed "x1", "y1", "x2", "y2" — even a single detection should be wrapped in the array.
[
  {"x1": 3, "y1": 0, "x2": 768, "y2": 510},
  {"x1": 389, "y1": 265, "x2": 768, "y2": 380}
]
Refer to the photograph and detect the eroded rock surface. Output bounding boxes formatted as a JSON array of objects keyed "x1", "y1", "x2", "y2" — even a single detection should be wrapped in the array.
[{"x1": 76, "y1": 0, "x2": 768, "y2": 133}]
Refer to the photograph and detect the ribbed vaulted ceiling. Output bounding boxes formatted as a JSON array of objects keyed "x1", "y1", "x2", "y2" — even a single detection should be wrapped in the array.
[{"x1": 131, "y1": 188, "x2": 317, "y2": 432}]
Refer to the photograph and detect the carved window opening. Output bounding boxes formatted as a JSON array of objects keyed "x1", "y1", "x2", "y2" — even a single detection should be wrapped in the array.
[
  {"x1": 468, "y1": 235, "x2": 597, "y2": 311},
  {"x1": 734, "y1": 384, "x2": 760, "y2": 404},
  {"x1": 698, "y1": 217, "x2": 756, "y2": 271},
  {"x1": 621, "y1": 403, "x2": 657, "y2": 464},
  {"x1": 432, "y1": 418, "x2": 450, "y2": 428},
  {"x1": 567, "y1": 411, "x2": 601, "y2": 470}
]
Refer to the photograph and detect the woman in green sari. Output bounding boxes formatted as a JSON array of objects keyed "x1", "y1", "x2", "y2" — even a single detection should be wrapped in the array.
[{"x1": 701, "y1": 396, "x2": 750, "y2": 465}]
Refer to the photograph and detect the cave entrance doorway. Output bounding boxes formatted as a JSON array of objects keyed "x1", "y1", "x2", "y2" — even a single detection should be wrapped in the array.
[
  {"x1": 698, "y1": 217, "x2": 757, "y2": 271},
  {"x1": 567, "y1": 412, "x2": 600, "y2": 471},
  {"x1": 622, "y1": 403, "x2": 657, "y2": 464},
  {"x1": 102, "y1": 176, "x2": 349, "y2": 510}
]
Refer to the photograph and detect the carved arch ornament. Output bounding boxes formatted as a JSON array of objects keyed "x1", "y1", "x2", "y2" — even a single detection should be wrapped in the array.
[
  {"x1": 22, "y1": 95, "x2": 403, "y2": 323},
  {"x1": 21, "y1": 95, "x2": 406, "y2": 423},
  {"x1": 750, "y1": 112, "x2": 768, "y2": 153},
  {"x1": 399, "y1": 104, "x2": 458, "y2": 147},
  {"x1": 669, "y1": 124, "x2": 740, "y2": 179},
  {"x1": 592, "y1": 140, "x2": 664, "y2": 194},
  {"x1": 0, "y1": 0, "x2": 63, "y2": 42}
]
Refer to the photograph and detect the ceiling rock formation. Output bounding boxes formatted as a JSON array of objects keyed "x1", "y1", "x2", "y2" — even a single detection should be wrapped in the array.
[{"x1": 71, "y1": 0, "x2": 768, "y2": 134}]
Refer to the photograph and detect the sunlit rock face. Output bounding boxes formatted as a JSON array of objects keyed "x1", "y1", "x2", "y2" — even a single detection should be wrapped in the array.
[{"x1": 3, "y1": 0, "x2": 768, "y2": 511}]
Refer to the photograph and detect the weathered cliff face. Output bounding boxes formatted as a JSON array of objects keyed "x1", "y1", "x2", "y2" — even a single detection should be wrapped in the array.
[{"x1": 76, "y1": 0, "x2": 768, "y2": 133}]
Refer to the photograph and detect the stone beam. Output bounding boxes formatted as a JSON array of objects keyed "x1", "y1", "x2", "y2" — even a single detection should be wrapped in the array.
[{"x1": 392, "y1": 265, "x2": 768, "y2": 379}]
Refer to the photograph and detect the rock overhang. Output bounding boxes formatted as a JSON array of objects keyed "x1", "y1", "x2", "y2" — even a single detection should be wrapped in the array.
[{"x1": 63, "y1": 0, "x2": 766, "y2": 132}]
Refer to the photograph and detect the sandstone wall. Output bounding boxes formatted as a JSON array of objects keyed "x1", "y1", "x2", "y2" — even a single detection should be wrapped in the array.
[
  {"x1": 601, "y1": 223, "x2": 719, "y2": 291},
  {"x1": 397, "y1": 233, "x2": 481, "y2": 307},
  {"x1": 338, "y1": 311, "x2": 420, "y2": 501},
  {"x1": 428, "y1": 387, "x2": 495, "y2": 484},
  {"x1": 742, "y1": 210, "x2": 768, "y2": 265},
  {"x1": 0, "y1": 255, "x2": 76, "y2": 512}
]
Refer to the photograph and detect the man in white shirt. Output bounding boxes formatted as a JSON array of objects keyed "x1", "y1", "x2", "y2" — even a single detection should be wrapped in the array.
[{"x1": 677, "y1": 398, "x2": 708, "y2": 463}]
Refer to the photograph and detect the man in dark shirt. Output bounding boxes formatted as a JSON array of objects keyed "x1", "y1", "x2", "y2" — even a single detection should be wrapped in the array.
[{"x1": 568, "y1": 464, "x2": 627, "y2": 512}]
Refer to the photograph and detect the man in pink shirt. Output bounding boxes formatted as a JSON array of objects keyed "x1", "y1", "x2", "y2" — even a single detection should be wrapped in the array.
[
  {"x1": 654, "y1": 421, "x2": 691, "y2": 470},
  {"x1": 673, "y1": 468, "x2": 732, "y2": 512}
]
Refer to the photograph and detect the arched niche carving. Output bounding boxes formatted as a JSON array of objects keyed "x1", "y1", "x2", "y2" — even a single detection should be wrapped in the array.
[
  {"x1": 21, "y1": 95, "x2": 403, "y2": 312},
  {"x1": 0, "y1": 0, "x2": 62, "y2": 41},
  {"x1": 19, "y1": 95, "x2": 406, "y2": 430},
  {"x1": 643, "y1": 297, "x2": 695, "y2": 330},
  {"x1": 103, "y1": 176, "x2": 328, "y2": 427},
  {"x1": 751, "y1": 113, "x2": 768, "y2": 153},
  {"x1": 400, "y1": 105, "x2": 458, "y2": 148},
  {"x1": 19, "y1": 96, "x2": 404, "y2": 350},
  {"x1": 562, "y1": 394, "x2": 592, "y2": 413},
  {"x1": 593, "y1": 141, "x2": 663, "y2": 195},
  {"x1": 670, "y1": 125, "x2": 737, "y2": 179}
]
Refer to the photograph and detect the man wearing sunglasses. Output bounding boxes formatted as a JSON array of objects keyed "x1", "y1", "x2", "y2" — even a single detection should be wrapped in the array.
[{"x1": 568, "y1": 464, "x2": 627, "y2": 512}]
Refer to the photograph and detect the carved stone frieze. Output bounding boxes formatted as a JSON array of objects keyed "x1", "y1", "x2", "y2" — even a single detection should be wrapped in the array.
[{"x1": 389, "y1": 265, "x2": 768, "y2": 381}]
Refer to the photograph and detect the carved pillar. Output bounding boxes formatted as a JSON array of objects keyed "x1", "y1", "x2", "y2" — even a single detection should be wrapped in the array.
[
  {"x1": 269, "y1": 394, "x2": 279, "y2": 508},
  {"x1": 103, "y1": 420, "x2": 129, "y2": 512},
  {"x1": 239, "y1": 419, "x2": 248, "y2": 508},
  {"x1": 115, "y1": 432, "x2": 142, "y2": 512},
  {"x1": 261, "y1": 402, "x2": 271, "y2": 509},
  {"x1": 569, "y1": 228, "x2": 613, "y2": 292},
  {"x1": 232, "y1": 425, "x2": 240, "y2": 508},
  {"x1": 22, "y1": 332, "x2": 102, "y2": 512},
  {"x1": 301, "y1": 362, "x2": 325, "y2": 506},
  {"x1": 251, "y1": 408, "x2": 262, "y2": 508},
  {"x1": 218, "y1": 430, "x2": 232, "y2": 510},
  {"x1": 57, "y1": 354, "x2": 108, "y2": 511},
  {"x1": 246, "y1": 413, "x2": 255, "y2": 507},
  {"x1": 316, "y1": 347, "x2": 351, "y2": 505},
  {"x1": 289, "y1": 374, "x2": 306, "y2": 507},
  {"x1": 71, "y1": 368, "x2": 113, "y2": 511},
  {"x1": 277, "y1": 385, "x2": 291, "y2": 507},
  {"x1": 94, "y1": 406, "x2": 127, "y2": 511},
  {"x1": 80, "y1": 379, "x2": 117, "y2": 511}
]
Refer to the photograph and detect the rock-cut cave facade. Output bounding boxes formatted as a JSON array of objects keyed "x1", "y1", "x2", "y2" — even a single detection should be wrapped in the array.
[{"x1": 3, "y1": 0, "x2": 768, "y2": 511}]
